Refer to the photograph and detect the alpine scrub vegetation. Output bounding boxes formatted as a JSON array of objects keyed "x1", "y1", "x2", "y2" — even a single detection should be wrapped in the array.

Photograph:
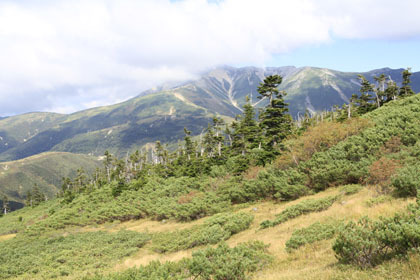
[{"x1": 0, "y1": 230, "x2": 151, "y2": 279}]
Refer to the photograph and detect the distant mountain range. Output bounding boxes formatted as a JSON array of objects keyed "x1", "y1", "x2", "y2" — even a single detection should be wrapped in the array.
[{"x1": 1, "y1": 66, "x2": 419, "y2": 164}]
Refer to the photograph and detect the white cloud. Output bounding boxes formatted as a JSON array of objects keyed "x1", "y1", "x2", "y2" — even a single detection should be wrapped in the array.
[{"x1": 0, "y1": 0, "x2": 419, "y2": 116}]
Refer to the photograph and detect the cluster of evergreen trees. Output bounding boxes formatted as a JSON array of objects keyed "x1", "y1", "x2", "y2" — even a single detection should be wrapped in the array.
[{"x1": 348, "y1": 68, "x2": 415, "y2": 116}]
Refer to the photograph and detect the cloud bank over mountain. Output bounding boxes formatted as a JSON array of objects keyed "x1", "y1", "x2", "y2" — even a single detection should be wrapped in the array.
[{"x1": 1, "y1": 0, "x2": 419, "y2": 115}]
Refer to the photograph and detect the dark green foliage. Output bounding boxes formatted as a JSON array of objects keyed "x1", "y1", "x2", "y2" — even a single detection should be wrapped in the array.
[
  {"x1": 111, "y1": 180, "x2": 129, "y2": 197},
  {"x1": 391, "y1": 163, "x2": 420, "y2": 197},
  {"x1": 286, "y1": 221, "x2": 341, "y2": 251},
  {"x1": 230, "y1": 98, "x2": 262, "y2": 156},
  {"x1": 152, "y1": 212, "x2": 254, "y2": 253},
  {"x1": 399, "y1": 68, "x2": 415, "y2": 97},
  {"x1": 1, "y1": 194, "x2": 9, "y2": 215},
  {"x1": 260, "y1": 195, "x2": 339, "y2": 229},
  {"x1": 351, "y1": 75, "x2": 376, "y2": 115},
  {"x1": 339, "y1": 184, "x2": 363, "y2": 195},
  {"x1": 87, "y1": 241, "x2": 272, "y2": 280},
  {"x1": 333, "y1": 204, "x2": 420, "y2": 268},
  {"x1": 219, "y1": 168, "x2": 308, "y2": 204},
  {"x1": 23, "y1": 176, "x2": 233, "y2": 235},
  {"x1": 258, "y1": 75, "x2": 292, "y2": 148},
  {"x1": 187, "y1": 241, "x2": 271, "y2": 280},
  {"x1": 0, "y1": 230, "x2": 150, "y2": 279}
]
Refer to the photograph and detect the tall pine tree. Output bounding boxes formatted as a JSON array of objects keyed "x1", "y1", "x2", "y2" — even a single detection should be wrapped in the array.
[
  {"x1": 399, "y1": 68, "x2": 415, "y2": 97},
  {"x1": 258, "y1": 75, "x2": 292, "y2": 148}
]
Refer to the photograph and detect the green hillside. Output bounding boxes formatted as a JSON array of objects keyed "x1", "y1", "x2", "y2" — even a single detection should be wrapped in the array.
[
  {"x1": 0, "y1": 92, "x2": 216, "y2": 161},
  {"x1": 0, "y1": 152, "x2": 101, "y2": 203},
  {"x1": 0, "y1": 112, "x2": 64, "y2": 154},
  {"x1": 0, "y1": 90, "x2": 419, "y2": 279}
]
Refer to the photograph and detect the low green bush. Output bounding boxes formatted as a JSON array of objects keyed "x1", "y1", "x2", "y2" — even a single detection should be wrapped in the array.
[
  {"x1": 286, "y1": 221, "x2": 341, "y2": 252},
  {"x1": 333, "y1": 204, "x2": 420, "y2": 268},
  {"x1": 365, "y1": 195, "x2": 393, "y2": 207},
  {"x1": 260, "y1": 195, "x2": 339, "y2": 229},
  {"x1": 391, "y1": 163, "x2": 420, "y2": 197},
  {"x1": 152, "y1": 212, "x2": 253, "y2": 253},
  {"x1": 339, "y1": 184, "x2": 363, "y2": 195},
  {"x1": 87, "y1": 241, "x2": 272, "y2": 280}
]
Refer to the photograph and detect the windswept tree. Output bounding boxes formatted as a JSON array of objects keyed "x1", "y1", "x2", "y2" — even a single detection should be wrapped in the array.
[
  {"x1": 184, "y1": 128, "x2": 195, "y2": 161},
  {"x1": 399, "y1": 68, "x2": 415, "y2": 97},
  {"x1": 257, "y1": 75, "x2": 283, "y2": 105},
  {"x1": 373, "y1": 74, "x2": 387, "y2": 107},
  {"x1": 351, "y1": 75, "x2": 375, "y2": 115},
  {"x1": 104, "y1": 150, "x2": 113, "y2": 182},
  {"x1": 1, "y1": 194, "x2": 9, "y2": 215},
  {"x1": 258, "y1": 75, "x2": 292, "y2": 148},
  {"x1": 385, "y1": 79, "x2": 399, "y2": 101}
]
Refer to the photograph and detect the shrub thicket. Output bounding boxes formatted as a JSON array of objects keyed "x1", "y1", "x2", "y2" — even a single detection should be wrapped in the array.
[
  {"x1": 152, "y1": 212, "x2": 254, "y2": 253},
  {"x1": 0, "y1": 230, "x2": 150, "y2": 279},
  {"x1": 87, "y1": 241, "x2": 272, "y2": 280},
  {"x1": 391, "y1": 163, "x2": 420, "y2": 197},
  {"x1": 333, "y1": 204, "x2": 420, "y2": 268},
  {"x1": 286, "y1": 221, "x2": 341, "y2": 252},
  {"x1": 260, "y1": 195, "x2": 339, "y2": 228}
]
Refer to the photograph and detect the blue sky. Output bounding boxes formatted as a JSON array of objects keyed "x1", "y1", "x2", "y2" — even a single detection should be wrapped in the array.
[
  {"x1": 1, "y1": 0, "x2": 420, "y2": 116},
  {"x1": 269, "y1": 38, "x2": 420, "y2": 72}
]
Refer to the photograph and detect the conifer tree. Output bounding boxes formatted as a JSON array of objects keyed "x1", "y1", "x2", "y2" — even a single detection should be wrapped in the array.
[
  {"x1": 351, "y1": 75, "x2": 375, "y2": 115},
  {"x1": 373, "y1": 74, "x2": 387, "y2": 107},
  {"x1": 230, "y1": 119, "x2": 245, "y2": 155},
  {"x1": 104, "y1": 150, "x2": 113, "y2": 182},
  {"x1": 1, "y1": 194, "x2": 9, "y2": 215},
  {"x1": 212, "y1": 117, "x2": 225, "y2": 157},
  {"x1": 203, "y1": 123, "x2": 216, "y2": 158},
  {"x1": 399, "y1": 68, "x2": 415, "y2": 97},
  {"x1": 184, "y1": 128, "x2": 195, "y2": 160},
  {"x1": 31, "y1": 185, "x2": 46, "y2": 206},
  {"x1": 258, "y1": 75, "x2": 292, "y2": 147},
  {"x1": 25, "y1": 190, "x2": 33, "y2": 207},
  {"x1": 385, "y1": 79, "x2": 399, "y2": 101},
  {"x1": 233, "y1": 96, "x2": 262, "y2": 154},
  {"x1": 257, "y1": 75, "x2": 283, "y2": 105}
]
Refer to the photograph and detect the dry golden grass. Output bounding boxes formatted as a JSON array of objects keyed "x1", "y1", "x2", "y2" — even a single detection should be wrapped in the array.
[{"x1": 0, "y1": 233, "x2": 16, "y2": 242}]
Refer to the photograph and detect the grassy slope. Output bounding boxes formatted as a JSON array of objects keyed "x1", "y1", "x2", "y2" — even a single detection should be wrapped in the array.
[
  {"x1": 112, "y1": 188, "x2": 417, "y2": 280},
  {"x1": 0, "y1": 92, "x2": 217, "y2": 161},
  {"x1": 0, "y1": 152, "x2": 101, "y2": 202},
  {"x1": 0, "y1": 187, "x2": 416, "y2": 279}
]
